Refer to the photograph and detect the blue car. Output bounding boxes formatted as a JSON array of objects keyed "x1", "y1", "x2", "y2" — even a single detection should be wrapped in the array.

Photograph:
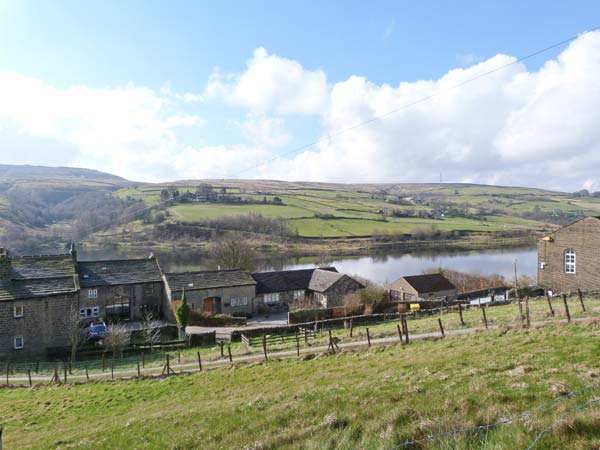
[{"x1": 87, "y1": 322, "x2": 107, "y2": 341}]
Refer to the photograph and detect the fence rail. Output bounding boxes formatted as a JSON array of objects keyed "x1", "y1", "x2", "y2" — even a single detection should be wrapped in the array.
[{"x1": 241, "y1": 328, "x2": 316, "y2": 347}]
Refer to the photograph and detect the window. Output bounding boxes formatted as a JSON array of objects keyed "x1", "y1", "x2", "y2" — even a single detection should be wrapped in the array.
[
  {"x1": 231, "y1": 297, "x2": 248, "y2": 307},
  {"x1": 314, "y1": 292, "x2": 328, "y2": 304},
  {"x1": 564, "y1": 249, "x2": 576, "y2": 274},
  {"x1": 293, "y1": 290, "x2": 305, "y2": 300},
  {"x1": 14, "y1": 305, "x2": 24, "y2": 318},
  {"x1": 14, "y1": 336, "x2": 24, "y2": 350},
  {"x1": 88, "y1": 289, "x2": 98, "y2": 299},
  {"x1": 80, "y1": 307, "x2": 100, "y2": 319},
  {"x1": 264, "y1": 293, "x2": 280, "y2": 304}
]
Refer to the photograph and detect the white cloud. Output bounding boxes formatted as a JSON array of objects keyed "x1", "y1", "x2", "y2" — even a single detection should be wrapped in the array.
[
  {"x1": 204, "y1": 47, "x2": 329, "y2": 115},
  {"x1": 2, "y1": 31, "x2": 600, "y2": 192}
]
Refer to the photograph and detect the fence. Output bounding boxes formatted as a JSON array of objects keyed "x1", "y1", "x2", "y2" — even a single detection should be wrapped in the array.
[{"x1": 241, "y1": 327, "x2": 316, "y2": 347}]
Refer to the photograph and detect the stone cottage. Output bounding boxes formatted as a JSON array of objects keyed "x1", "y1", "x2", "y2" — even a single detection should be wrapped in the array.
[
  {"x1": 390, "y1": 273, "x2": 457, "y2": 303},
  {"x1": 164, "y1": 269, "x2": 257, "y2": 318},
  {"x1": 252, "y1": 268, "x2": 364, "y2": 311},
  {"x1": 77, "y1": 258, "x2": 164, "y2": 321},
  {"x1": 0, "y1": 249, "x2": 80, "y2": 358},
  {"x1": 538, "y1": 216, "x2": 600, "y2": 292}
]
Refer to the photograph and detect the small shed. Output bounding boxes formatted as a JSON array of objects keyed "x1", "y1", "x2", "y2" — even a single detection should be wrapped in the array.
[{"x1": 390, "y1": 273, "x2": 457, "y2": 303}]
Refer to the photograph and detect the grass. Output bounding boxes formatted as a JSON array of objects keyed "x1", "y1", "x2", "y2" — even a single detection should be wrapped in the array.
[{"x1": 2, "y1": 320, "x2": 600, "y2": 449}]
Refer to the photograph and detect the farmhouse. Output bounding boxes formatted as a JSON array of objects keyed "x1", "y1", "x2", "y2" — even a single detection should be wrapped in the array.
[
  {"x1": 252, "y1": 268, "x2": 364, "y2": 311},
  {"x1": 538, "y1": 216, "x2": 600, "y2": 292},
  {"x1": 390, "y1": 273, "x2": 457, "y2": 303},
  {"x1": 77, "y1": 258, "x2": 164, "y2": 321},
  {"x1": 164, "y1": 270, "x2": 256, "y2": 317},
  {"x1": 0, "y1": 249, "x2": 80, "y2": 357}
]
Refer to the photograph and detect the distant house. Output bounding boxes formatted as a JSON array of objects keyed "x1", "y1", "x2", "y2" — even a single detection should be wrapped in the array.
[
  {"x1": 0, "y1": 249, "x2": 79, "y2": 357},
  {"x1": 164, "y1": 270, "x2": 256, "y2": 317},
  {"x1": 390, "y1": 273, "x2": 457, "y2": 303},
  {"x1": 252, "y1": 268, "x2": 364, "y2": 311},
  {"x1": 538, "y1": 216, "x2": 600, "y2": 292},
  {"x1": 77, "y1": 258, "x2": 164, "y2": 321}
]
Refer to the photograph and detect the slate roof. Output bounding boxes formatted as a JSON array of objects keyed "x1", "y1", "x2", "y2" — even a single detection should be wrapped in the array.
[
  {"x1": 10, "y1": 254, "x2": 76, "y2": 279},
  {"x1": 401, "y1": 274, "x2": 457, "y2": 293},
  {"x1": 252, "y1": 267, "x2": 339, "y2": 294},
  {"x1": 166, "y1": 270, "x2": 256, "y2": 292},
  {"x1": 308, "y1": 269, "x2": 346, "y2": 292},
  {"x1": 0, "y1": 276, "x2": 78, "y2": 301},
  {"x1": 78, "y1": 258, "x2": 163, "y2": 287}
]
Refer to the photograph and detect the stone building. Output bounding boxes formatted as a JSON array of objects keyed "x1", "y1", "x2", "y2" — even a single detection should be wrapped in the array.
[
  {"x1": 0, "y1": 249, "x2": 80, "y2": 358},
  {"x1": 252, "y1": 268, "x2": 364, "y2": 311},
  {"x1": 538, "y1": 216, "x2": 600, "y2": 292},
  {"x1": 77, "y1": 258, "x2": 164, "y2": 321},
  {"x1": 164, "y1": 270, "x2": 256, "y2": 318},
  {"x1": 390, "y1": 273, "x2": 457, "y2": 303}
]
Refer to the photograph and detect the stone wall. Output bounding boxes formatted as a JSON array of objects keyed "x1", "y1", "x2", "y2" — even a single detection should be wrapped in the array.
[
  {"x1": 79, "y1": 282, "x2": 164, "y2": 321},
  {"x1": 538, "y1": 217, "x2": 600, "y2": 292},
  {"x1": 254, "y1": 290, "x2": 303, "y2": 314},
  {"x1": 171, "y1": 285, "x2": 256, "y2": 316},
  {"x1": 0, "y1": 292, "x2": 79, "y2": 358},
  {"x1": 319, "y1": 275, "x2": 364, "y2": 308}
]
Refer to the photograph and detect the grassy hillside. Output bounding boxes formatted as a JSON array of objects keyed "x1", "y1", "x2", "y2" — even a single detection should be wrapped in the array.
[
  {"x1": 112, "y1": 180, "x2": 595, "y2": 240},
  {"x1": 2, "y1": 322, "x2": 600, "y2": 449}
]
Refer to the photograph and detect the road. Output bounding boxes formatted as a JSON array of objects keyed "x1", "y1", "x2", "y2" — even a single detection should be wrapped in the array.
[{"x1": 7, "y1": 317, "x2": 577, "y2": 384}]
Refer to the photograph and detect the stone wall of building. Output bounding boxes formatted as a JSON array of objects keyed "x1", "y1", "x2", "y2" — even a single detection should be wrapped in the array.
[
  {"x1": 254, "y1": 290, "x2": 304, "y2": 314},
  {"x1": 538, "y1": 217, "x2": 600, "y2": 292},
  {"x1": 171, "y1": 285, "x2": 256, "y2": 316},
  {"x1": 319, "y1": 276, "x2": 364, "y2": 308},
  {"x1": 78, "y1": 282, "x2": 164, "y2": 321},
  {"x1": 0, "y1": 293, "x2": 79, "y2": 358}
]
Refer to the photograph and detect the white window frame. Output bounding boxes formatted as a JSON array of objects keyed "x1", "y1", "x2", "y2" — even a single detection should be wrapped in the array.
[
  {"x1": 92, "y1": 307, "x2": 100, "y2": 317},
  {"x1": 14, "y1": 336, "x2": 24, "y2": 350},
  {"x1": 80, "y1": 307, "x2": 100, "y2": 318},
  {"x1": 564, "y1": 249, "x2": 576, "y2": 274},
  {"x1": 264, "y1": 293, "x2": 280, "y2": 304},
  {"x1": 14, "y1": 305, "x2": 24, "y2": 318},
  {"x1": 293, "y1": 290, "x2": 305, "y2": 300},
  {"x1": 88, "y1": 289, "x2": 98, "y2": 299},
  {"x1": 80, "y1": 308, "x2": 87, "y2": 319},
  {"x1": 314, "y1": 292, "x2": 328, "y2": 304},
  {"x1": 231, "y1": 297, "x2": 248, "y2": 307}
]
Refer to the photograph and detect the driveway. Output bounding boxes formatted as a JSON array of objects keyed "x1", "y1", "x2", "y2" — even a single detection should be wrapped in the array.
[{"x1": 186, "y1": 312, "x2": 289, "y2": 340}]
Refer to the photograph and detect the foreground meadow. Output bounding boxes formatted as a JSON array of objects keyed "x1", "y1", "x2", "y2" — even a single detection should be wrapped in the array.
[{"x1": 1, "y1": 322, "x2": 600, "y2": 449}]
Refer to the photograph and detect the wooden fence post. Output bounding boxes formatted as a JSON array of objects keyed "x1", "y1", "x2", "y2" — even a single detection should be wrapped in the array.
[
  {"x1": 349, "y1": 319, "x2": 353, "y2": 338},
  {"x1": 438, "y1": 318, "x2": 445, "y2": 338},
  {"x1": 366, "y1": 328, "x2": 371, "y2": 347},
  {"x1": 304, "y1": 327, "x2": 308, "y2": 344},
  {"x1": 295, "y1": 331, "x2": 300, "y2": 357},
  {"x1": 197, "y1": 352, "x2": 203, "y2": 372},
  {"x1": 481, "y1": 306, "x2": 488, "y2": 329},
  {"x1": 262, "y1": 334, "x2": 268, "y2": 361},
  {"x1": 102, "y1": 353, "x2": 105, "y2": 372},
  {"x1": 546, "y1": 292, "x2": 554, "y2": 316},
  {"x1": 178, "y1": 350, "x2": 181, "y2": 365},
  {"x1": 403, "y1": 318, "x2": 409, "y2": 344},
  {"x1": 228, "y1": 345, "x2": 233, "y2": 364},
  {"x1": 525, "y1": 297, "x2": 531, "y2": 328},
  {"x1": 578, "y1": 289, "x2": 586, "y2": 312},
  {"x1": 396, "y1": 324, "x2": 403, "y2": 343},
  {"x1": 141, "y1": 351, "x2": 145, "y2": 368},
  {"x1": 562, "y1": 294, "x2": 571, "y2": 323},
  {"x1": 458, "y1": 303, "x2": 465, "y2": 326},
  {"x1": 137, "y1": 361, "x2": 141, "y2": 377},
  {"x1": 63, "y1": 362, "x2": 68, "y2": 384},
  {"x1": 28, "y1": 369, "x2": 32, "y2": 387},
  {"x1": 328, "y1": 329, "x2": 335, "y2": 353},
  {"x1": 85, "y1": 365, "x2": 89, "y2": 381},
  {"x1": 518, "y1": 299, "x2": 524, "y2": 326},
  {"x1": 220, "y1": 342, "x2": 224, "y2": 358},
  {"x1": 111, "y1": 359, "x2": 114, "y2": 380}
]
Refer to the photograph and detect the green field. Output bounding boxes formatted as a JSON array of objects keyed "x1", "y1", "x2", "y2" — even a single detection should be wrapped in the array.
[
  {"x1": 108, "y1": 181, "x2": 600, "y2": 240},
  {"x1": 2, "y1": 320, "x2": 600, "y2": 449}
]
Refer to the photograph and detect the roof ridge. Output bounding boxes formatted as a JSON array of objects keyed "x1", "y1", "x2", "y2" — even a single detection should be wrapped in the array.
[
  {"x1": 166, "y1": 269, "x2": 246, "y2": 275},
  {"x1": 79, "y1": 257, "x2": 157, "y2": 263}
]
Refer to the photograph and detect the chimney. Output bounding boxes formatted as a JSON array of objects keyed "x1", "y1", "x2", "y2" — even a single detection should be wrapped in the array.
[
  {"x1": 70, "y1": 243, "x2": 77, "y2": 261},
  {"x1": 0, "y1": 248, "x2": 12, "y2": 284}
]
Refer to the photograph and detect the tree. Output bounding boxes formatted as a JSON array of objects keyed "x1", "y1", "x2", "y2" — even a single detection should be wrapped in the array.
[
  {"x1": 175, "y1": 289, "x2": 191, "y2": 339},
  {"x1": 141, "y1": 311, "x2": 162, "y2": 351},
  {"x1": 103, "y1": 323, "x2": 130, "y2": 359},
  {"x1": 208, "y1": 234, "x2": 256, "y2": 270},
  {"x1": 63, "y1": 304, "x2": 85, "y2": 363}
]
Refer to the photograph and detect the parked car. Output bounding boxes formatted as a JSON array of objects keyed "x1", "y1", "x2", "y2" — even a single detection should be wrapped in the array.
[{"x1": 86, "y1": 321, "x2": 107, "y2": 341}]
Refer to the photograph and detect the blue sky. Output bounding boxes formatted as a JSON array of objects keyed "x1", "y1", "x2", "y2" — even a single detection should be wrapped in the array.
[{"x1": 1, "y1": 1, "x2": 600, "y2": 190}]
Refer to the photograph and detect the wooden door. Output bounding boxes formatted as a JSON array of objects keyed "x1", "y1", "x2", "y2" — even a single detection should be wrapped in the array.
[{"x1": 203, "y1": 297, "x2": 214, "y2": 315}]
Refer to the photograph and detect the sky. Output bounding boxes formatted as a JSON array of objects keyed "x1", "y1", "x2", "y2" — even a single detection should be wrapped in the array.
[{"x1": 1, "y1": 0, "x2": 600, "y2": 191}]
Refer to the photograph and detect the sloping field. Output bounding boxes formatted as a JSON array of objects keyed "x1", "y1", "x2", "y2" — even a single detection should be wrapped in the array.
[{"x1": 2, "y1": 322, "x2": 600, "y2": 449}]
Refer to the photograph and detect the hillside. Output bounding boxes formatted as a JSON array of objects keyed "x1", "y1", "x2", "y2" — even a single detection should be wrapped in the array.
[
  {"x1": 1, "y1": 163, "x2": 600, "y2": 254},
  {"x1": 1, "y1": 321, "x2": 599, "y2": 449}
]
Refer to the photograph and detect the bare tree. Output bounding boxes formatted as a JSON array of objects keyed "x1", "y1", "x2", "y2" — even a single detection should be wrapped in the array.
[
  {"x1": 103, "y1": 323, "x2": 130, "y2": 358},
  {"x1": 208, "y1": 234, "x2": 256, "y2": 270},
  {"x1": 141, "y1": 311, "x2": 161, "y2": 351},
  {"x1": 63, "y1": 304, "x2": 85, "y2": 363}
]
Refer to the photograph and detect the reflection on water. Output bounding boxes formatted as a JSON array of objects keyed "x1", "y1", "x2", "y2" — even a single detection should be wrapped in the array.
[{"x1": 79, "y1": 245, "x2": 537, "y2": 286}]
